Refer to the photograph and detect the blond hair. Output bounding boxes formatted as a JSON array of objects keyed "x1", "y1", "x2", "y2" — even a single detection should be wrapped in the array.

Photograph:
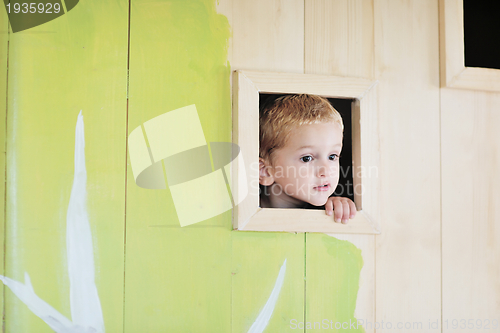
[{"x1": 259, "y1": 94, "x2": 344, "y2": 165}]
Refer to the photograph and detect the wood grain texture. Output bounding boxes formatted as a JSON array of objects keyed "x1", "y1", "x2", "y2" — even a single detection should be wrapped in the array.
[
  {"x1": 302, "y1": 3, "x2": 378, "y2": 330},
  {"x1": 374, "y1": 0, "x2": 441, "y2": 331},
  {"x1": 4, "y1": 1, "x2": 128, "y2": 331},
  {"x1": 355, "y1": 84, "x2": 380, "y2": 228},
  {"x1": 232, "y1": 70, "x2": 379, "y2": 233},
  {"x1": 232, "y1": 70, "x2": 259, "y2": 230},
  {"x1": 243, "y1": 70, "x2": 376, "y2": 98},
  {"x1": 242, "y1": 209, "x2": 379, "y2": 234},
  {"x1": 439, "y1": 0, "x2": 500, "y2": 92},
  {"x1": 439, "y1": 0, "x2": 464, "y2": 87},
  {"x1": 231, "y1": 0, "x2": 304, "y2": 73},
  {"x1": 305, "y1": 0, "x2": 374, "y2": 79},
  {"x1": 231, "y1": 232, "x2": 304, "y2": 333},
  {"x1": 0, "y1": 4, "x2": 8, "y2": 323},
  {"x1": 441, "y1": 88, "x2": 500, "y2": 332},
  {"x1": 447, "y1": 67, "x2": 500, "y2": 92}
]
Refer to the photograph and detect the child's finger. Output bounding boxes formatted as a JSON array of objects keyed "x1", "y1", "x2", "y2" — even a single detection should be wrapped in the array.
[
  {"x1": 325, "y1": 198, "x2": 333, "y2": 216},
  {"x1": 333, "y1": 200, "x2": 343, "y2": 223},
  {"x1": 348, "y1": 200, "x2": 357, "y2": 218},
  {"x1": 341, "y1": 200, "x2": 350, "y2": 224}
]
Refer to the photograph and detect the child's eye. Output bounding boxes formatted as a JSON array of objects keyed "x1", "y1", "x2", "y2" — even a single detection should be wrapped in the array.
[
  {"x1": 300, "y1": 156, "x2": 313, "y2": 163},
  {"x1": 329, "y1": 154, "x2": 339, "y2": 161}
]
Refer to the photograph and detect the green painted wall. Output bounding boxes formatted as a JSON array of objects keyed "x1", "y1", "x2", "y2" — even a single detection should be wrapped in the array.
[{"x1": 1, "y1": 0, "x2": 364, "y2": 332}]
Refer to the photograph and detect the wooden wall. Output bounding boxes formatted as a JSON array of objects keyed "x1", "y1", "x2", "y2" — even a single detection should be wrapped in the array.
[{"x1": 1, "y1": 0, "x2": 499, "y2": 332}]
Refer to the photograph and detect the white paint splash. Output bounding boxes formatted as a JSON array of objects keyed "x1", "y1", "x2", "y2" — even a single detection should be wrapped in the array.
[
  {"x1": 247, "y1": 258, "x2": 287, "y2": 333},
  {"x1": 0, "y1": 111, "x2": 104, "y2": 332},
  {"x1": 66, "y1": 111, "x2": 104, "y2": 331}
]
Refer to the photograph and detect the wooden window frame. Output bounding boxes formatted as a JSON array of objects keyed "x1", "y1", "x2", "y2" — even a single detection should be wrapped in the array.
[
  {"x1": 231, "y1": 70, "x2": 380, "y2": 234},
  {"x1": 439, "y1": 0, "x2": 500, "y2": 91}
]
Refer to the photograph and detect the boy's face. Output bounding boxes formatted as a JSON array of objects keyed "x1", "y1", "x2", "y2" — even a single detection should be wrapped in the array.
[{"x1": 261, "y1": 122, "x2": 343, "y2": 207}]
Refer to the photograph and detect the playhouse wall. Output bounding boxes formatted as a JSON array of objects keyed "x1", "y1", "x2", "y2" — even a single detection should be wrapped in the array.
[{"x1": 1, "y1": 0, "x2": 499, "y2": 332}]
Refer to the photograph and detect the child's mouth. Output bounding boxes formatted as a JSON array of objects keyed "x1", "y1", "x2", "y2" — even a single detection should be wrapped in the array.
[{"x1": 314, "y1": 184, "x2": 330, "y2": 191}]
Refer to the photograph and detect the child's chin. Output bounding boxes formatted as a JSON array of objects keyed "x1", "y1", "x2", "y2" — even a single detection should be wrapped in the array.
[{"x1": 305, "y1": 197, "x2": 329, "y2": 207}]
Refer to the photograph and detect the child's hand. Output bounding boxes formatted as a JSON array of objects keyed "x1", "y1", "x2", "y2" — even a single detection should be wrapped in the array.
[{"x1": 325, "y1": 196, "x2": 356, "y2": 224}]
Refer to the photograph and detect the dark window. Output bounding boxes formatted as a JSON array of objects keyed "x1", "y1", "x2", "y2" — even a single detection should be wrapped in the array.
[
  {"x1": 327, "y1": 98, "x2": 354, "y2": 203},
  {"x1": 258, "y1": 93, "x2": 355, "y2": 209},
  {"x1": 463, "y1": 0, "x2": 500, "y2": 70}
]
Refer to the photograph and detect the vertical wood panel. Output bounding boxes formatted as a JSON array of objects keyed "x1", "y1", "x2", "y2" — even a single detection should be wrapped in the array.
[
  {"x1": 441, "y1": 89, "x2": 500, "y2": 332},
  {"x1": 125, "y1": 228, "x2": 232, "y2": 332},
  {"x1": 305, "y1": 0, "x2": 374, "y2": 78},
  {"x1": 217, "y1": 0, "x2": 232, "y2": 65},
  {"x1": 5, "y1": 1, "x2": 128, "y2": 331},
  {"x1": 125, "y1": 0, "x2": 232, "y2": 331},
  {"x1": 231, "y1": 0, "x2": 304, "y2": 73},
  {"x1": 229, "y1": 1, "x2": 308, "y2": 332},
  {"x1": 374, "y1": 0, "x2": 441, "y2": 331},
  {"x1": 231, "y1": 232, "x2": 304, "y2": 333},
  {"x1": 306, "y1": 234, "x2": 374, "y2": 333},
  {"x1": 303, "y1": 1, "x2": 376, "y2": 331}
]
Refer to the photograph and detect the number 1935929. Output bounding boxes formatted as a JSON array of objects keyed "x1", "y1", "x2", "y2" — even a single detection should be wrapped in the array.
[{"x1": 5, "y1": 2, "x2": 61, "y2": 14}]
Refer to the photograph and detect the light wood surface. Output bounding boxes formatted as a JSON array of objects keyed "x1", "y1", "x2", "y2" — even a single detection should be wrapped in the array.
[
  {"x1": 242, "y1": 209, "x2": 379, "y2": 235},
  {"x1": 374, "y1": 0, "x2": 442, "y2": 331},
  {"x1": 232, "y1": 70, "x2": 260, "y2": 231},
  {"x1": 439, "y1": 0, "x2": 500, "y2": 91},
  {"x1": 231, "y1": 0, "x2": 304, "y2": 73},
  {"x1": 4, "y1": 1, "x2": 128, "y2": 331},
  {"x1": 305, "y1": 0, "x2": 374, "y2": 79},
  {"x1": 441, "y1": 88, "x2": 500, "y2": 332},
  {"x1": 232, "y1": 70, "x2": 379, "y2": 234},
  {"x1": 3, "y1": 0, "x2": 500, "y2": 331},
  {"x1": 241, "y1": 70, "x2": 377, "y2": 97},
  {"x1": 302, "y1": 2, "x2": 377, "y2": 330}
]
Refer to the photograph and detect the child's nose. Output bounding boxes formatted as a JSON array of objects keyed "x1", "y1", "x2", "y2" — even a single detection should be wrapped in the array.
[{"x1": 316, "y1": 161, "x2": 332, "y2": 177}]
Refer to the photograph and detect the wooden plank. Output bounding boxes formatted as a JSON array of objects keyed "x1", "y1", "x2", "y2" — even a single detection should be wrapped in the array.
[
  {"x1": 0, "y1": 3, "x2": 8, "y2": 323},
  {"x1": 305, "y1": 233, "x2": 373, "y2": 333},
  {"x1": 231, "y1": 231, "x2": 304, "y2": 333},
  {"x1": 330, "y1": 234, "x2": 375, "y2": 333},
  {"x1": 231, "y1": 0, "x2": 304, "y2": 73},
  {"x1": 441, "y1": 88, "x2": 500, "y2": 332},
  {"x1": 305, "y1": 0, "x2": 374, "y2": 79},
  {"x1": 125, "y1": 227, "x2": 232, "y2": 332},
  {"x1": 243, "y1": 70, "x2": 376, "y2": 98},
  {"x1": 356, "y1": 84, "x2": 380, "y2": 226},
  {"x1": 4, "y1": 1, "x2": 128, "y2": 331},
  {"x1": 232, "y1": 70, "x2": 259, "y2": 230},
  {"x1": 439, "y1": 0, "x2": 500, "y2": 92},
  {"x1": 447, "y1": 67, "x2": 500, "y2": 92},
  {"x1": 302, "y1": 3, "x2": 377, "y2": 331},
  {"x1": 439, "y1": 0, "x2": 464, "y2": 88},
  {"x1": 232, "y1": 70, "x2": 380, "y2": 233},
  {"x1": 374, "y1": 0, "x2": 441, "y2": 330},
  {"x1": 126, "y1": 0, "x2": 232, "y2": 228},
  {"x1": 216, "y1": 0, "x2": 233, "y2": 66},
  {"x1": 242, "y1": 209, "x2": 379, "y2": 235},
  {"x1": 125, "y1": 0, "x2": 233, "y2": 331}
]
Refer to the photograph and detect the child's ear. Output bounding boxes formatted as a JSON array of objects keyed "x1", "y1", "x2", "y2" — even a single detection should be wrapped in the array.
[{"x1": 259, "y1": 158, "x2": 275, "y2": 186}]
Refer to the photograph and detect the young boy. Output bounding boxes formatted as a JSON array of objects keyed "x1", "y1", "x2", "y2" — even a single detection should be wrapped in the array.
[{"x1": 258, "y1": 94, "x2": 356, "y2": 224}]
